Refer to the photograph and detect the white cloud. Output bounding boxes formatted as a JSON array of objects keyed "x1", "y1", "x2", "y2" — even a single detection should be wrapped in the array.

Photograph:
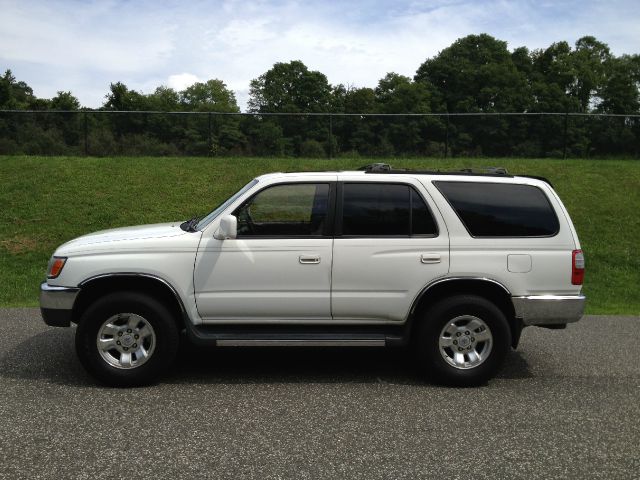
[
  {"x1": 0, "y1": 1, "x2": 176, "y2": 73},
  {"x1": 167, "y1": 73, "x2": 201, "y2": 91},
  {"x1": 218, "y1": 18, "x2": 277, "y2": 47},
  {"x1": 1, "y1": 0, "x2": 639, "y2": 110}
]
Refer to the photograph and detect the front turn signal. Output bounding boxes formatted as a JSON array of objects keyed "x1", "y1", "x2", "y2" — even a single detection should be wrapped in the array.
[{"x1": 47, "y1": 257, "x2": 67, "y2": 279}]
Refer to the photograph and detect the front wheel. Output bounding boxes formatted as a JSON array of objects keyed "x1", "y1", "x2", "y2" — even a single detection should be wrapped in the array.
[
  {"x1": 414, "y1": 295, "x2": 511, "y2": 387},
  {"x1": 75, "y1": 292, "x2": 179, "y2": 387}
]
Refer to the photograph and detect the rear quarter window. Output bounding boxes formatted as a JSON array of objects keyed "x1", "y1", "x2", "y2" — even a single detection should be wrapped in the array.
[{"x1": 434, "y1": 181, "x2": 559, "y2": 237}]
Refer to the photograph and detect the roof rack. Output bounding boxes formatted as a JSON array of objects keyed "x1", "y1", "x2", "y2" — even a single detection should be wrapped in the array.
[
  {"x1": 358, "y1": 164, "x2": 554, "y2": 185},
  {"x1": 359, "y1": 163, "x2": 393, "y2": 172},
  {"x1": 359, "y1": 163, "x2": 514, "y2": 178}
]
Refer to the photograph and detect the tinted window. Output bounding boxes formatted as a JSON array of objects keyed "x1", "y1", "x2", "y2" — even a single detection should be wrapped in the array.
[
  {"x1": 342, "y1": 183, "x2": 437, "y2": 236},
  {"x1": 235, "y1": 183, "x2": 330, "y2": 236},
  {"x1": 434, "y1": 181, "x2": 559, "y2": 237},
  {"x1": 412, "y1": 188, "x2": 438, "y2": 235}
]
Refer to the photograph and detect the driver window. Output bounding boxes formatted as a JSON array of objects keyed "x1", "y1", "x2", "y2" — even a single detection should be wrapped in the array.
[{"x1": 234, "y1": 183, "x2": 330, "y2": 237}]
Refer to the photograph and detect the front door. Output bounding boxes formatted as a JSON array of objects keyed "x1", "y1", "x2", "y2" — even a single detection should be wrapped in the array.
[{"x1": 194, "y1": 181, "x2": 335, "y2": 322}]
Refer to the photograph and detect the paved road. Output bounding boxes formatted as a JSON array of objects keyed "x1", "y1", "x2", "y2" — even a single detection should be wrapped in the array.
[{"x1": 0, "y1": 310, "x2": 638, "y2": 479}]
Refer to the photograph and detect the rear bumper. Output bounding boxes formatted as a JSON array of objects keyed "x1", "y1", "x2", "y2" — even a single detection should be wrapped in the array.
[
  {"x1": 40, "y1": 282, "x2": 80, "y2": 327},
  {"x1": 512, "y1": 294, "x2": 586, "y2": 326}
]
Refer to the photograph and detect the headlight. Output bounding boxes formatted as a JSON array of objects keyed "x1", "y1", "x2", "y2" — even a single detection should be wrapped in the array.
[{"x1": 47, "y1": 256, "x2": 67, "y2": 279}]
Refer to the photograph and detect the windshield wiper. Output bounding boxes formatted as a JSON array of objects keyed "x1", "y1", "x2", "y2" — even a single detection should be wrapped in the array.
[{"x1": 180, "y1": 215, "x2": 200, "y2": 232}]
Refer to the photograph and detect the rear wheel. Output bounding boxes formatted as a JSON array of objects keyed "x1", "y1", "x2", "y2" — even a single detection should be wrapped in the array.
[
  {"x1": 414, "y1": 295, "x2": 510, "y2": 387},
  {"x1": 76, "y1": 292, "x2": 179, "y2": 387}
]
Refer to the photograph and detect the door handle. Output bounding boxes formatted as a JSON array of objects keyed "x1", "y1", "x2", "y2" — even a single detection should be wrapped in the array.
[
  {"x1": 420, "y1": 253, "x2": 441, "y2": 264},
  {"x1": 299, "y1": 255, "x2": 321, "y2": 264}
]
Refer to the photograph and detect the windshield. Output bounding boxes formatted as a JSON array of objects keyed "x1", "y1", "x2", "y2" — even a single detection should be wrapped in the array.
[{"x1": 195, "y1": 179, "x2": 258, "y2": 230}]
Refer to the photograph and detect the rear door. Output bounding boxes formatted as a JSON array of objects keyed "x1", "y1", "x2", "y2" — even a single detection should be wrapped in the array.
[{"x1": 331, "y1": 177, "x2": 450, "y2": 322}]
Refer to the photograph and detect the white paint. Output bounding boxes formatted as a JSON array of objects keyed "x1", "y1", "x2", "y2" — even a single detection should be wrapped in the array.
[{"x1": 48, "y1": 170, "x2": 583, "y2": 326}]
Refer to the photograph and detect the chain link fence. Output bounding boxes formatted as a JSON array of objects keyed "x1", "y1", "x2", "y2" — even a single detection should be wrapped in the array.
[{"x1": 0, "y1": 110, "x2": 638, "y2": 158}]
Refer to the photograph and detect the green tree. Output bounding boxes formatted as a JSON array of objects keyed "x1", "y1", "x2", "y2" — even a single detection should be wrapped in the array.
[
  {"x1": 0, "y1": 69, "x2": 38, "y2": 109},
  {"x1": 50, "y1": 91, "x2": 81, "y2": 110},
  {"x1": 147, "y1": 86, "x2": 180, "y2": 112},
  {"x1": 103, "y1": 82, "x2": 149, "y2": 111},
  {"x1": 375, "y1": 73, "x2": 445, "y2": 155},
  {"x1": 511, "y1": 46, "x2": 533, "y2": 79},
  {"x1": 329, "y1": 85, "x2": 377, "y2": 155},
  {"x1": 598, "y1": 54, "x2": 640, "y2": 114},
  {"x1": 592, "y1": 54, "x2": 640, "y2": 156},
  {"x1": 180, "y1": 79, "x2": 239, "y2": 112},
  {"x1": 248, "y1": 60, "x2": 332, "y2": 113},
  {"x1": 180, "y1": 80, "x2": 243, "y2": 154},
  {"x1": 375, "y1": 73, "x2": 439, "y2": 113},
  {"x1": 100, "y1": 82, "x2": 154, "y2": 149},
  {"x1": 528, "y1": 42, "x2": 590, "y2": 155},
  {"x1": 343, "y1": 86, "x2": 377, "y2": 113},
  {"x1": 415, "y1": 35, "x2": 531, "y2": 155},
  {"x1": 571, "y1": 36, "x2": 612, "y2": 112},
  {"x1": 248, "y1": 61, "x2": 332, "y2": 155},
  {"x1": 415, "y1": 34, "x2": 530, "y2": 113},
  {"x1": 530, "y1": 42, "x2": 579, "y2": 112}
]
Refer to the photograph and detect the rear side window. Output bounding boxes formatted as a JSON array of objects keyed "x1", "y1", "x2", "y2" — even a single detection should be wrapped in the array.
[
  {"x1": 341, "y1": 183, "x2": 438, "y2": 236},
  {"x1": 434, "y1": 181, "x2": 559, "y2": 237}
]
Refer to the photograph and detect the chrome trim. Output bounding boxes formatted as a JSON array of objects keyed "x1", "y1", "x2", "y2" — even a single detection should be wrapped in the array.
[
  {"x1": 78, "y1": 272, "x2": 187, "y2": 316},
  {"x1": 410, "y1": 276, "x2": 512, "y2": 316},
  {"x1": 512, "y1": 295, "x2": 586, "y2": 326},
  {"x1": 216, "y1": 339, "x2": 386, "y2": 347},
  {"x1": 40, "y1": 282, "x2": 80, "y2": 310}
]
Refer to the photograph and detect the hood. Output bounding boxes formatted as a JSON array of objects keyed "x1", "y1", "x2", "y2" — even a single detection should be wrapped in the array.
[{"x1": 57, "y1": 222, "x2": 188, "y2": 254}]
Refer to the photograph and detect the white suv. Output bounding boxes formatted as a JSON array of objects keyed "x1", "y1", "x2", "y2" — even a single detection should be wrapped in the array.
[{"x1": 40, "y1": 164, "x2": 586, "y2": 387}]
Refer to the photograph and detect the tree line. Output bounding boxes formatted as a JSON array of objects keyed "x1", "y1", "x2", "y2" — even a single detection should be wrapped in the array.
[{"x1": 1, "y1": 34, "x2": 639, "y2": 157}]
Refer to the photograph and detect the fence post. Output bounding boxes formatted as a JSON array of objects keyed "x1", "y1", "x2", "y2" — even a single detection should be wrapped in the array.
[
  {"x1": 208, "y1": 112, "x2": 212, "y2": 157},
  {"x1": 563, "y1": 112, "x2": 569, "y2": 160},
  {"x1": 444, "y1": 113, "x2": 450, "y2": 158},
  {"x1": 328, "y1": 114, "x2": 333, "y2": 159},
  {"x1": 83, "y1": 111, "x2": 88, "y2": 156}
]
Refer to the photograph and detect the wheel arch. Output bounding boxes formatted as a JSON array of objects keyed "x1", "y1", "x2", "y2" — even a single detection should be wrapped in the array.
[
  {"x1": 72, "y1": 273, "x2": 188, "y2": 330},
  {"x1": 408, "y1": 277, "x2": 522, "y2": 348}
]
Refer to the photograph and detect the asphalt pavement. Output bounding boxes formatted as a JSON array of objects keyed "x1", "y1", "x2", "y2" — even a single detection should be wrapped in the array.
[{"x1": 0, "y1": 309, "x2": 638, "y2": 479}]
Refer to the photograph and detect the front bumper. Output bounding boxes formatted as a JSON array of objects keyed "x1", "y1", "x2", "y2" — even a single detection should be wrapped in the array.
[
  {"x1": 40, "y1": 282, "x2": 80, "y2": 327},
  {"x1": 512, "y1": 294, "x2": 586, "y2": 326}
]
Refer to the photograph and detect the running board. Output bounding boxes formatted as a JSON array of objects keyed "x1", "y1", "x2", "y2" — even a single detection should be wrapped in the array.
[
  {"x1": 216, "y1": 338, "x2": 385, "y2": 347},
  {"x1": 184, "y1": 323, "x2": 406, "y2": 347}
]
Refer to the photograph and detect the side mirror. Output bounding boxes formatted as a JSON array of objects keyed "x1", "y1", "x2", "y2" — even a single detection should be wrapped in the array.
[{"x1": 214, "y1": 215, "x2": 237, "y2": 240}]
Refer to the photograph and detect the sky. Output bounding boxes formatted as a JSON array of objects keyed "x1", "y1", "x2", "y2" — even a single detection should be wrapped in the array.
[{"x1": 1, "y1": 0, "x2": 639, "y2": 111}]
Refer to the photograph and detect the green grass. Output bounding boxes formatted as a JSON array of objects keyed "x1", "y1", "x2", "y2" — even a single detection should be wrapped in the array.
[{"x1": 1, "y1": 155, "x2": 638, "y2": 314}]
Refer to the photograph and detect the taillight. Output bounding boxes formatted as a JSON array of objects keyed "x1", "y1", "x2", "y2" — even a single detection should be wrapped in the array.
[{"x1": 572, "y1": 250, "x2": 585, "y2": 285}]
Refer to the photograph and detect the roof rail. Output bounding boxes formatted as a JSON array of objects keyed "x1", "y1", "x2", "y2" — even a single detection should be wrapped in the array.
[
  {"x1": 458, "y1": 167, "x2": 509, "y2": 175},
  {"x1": 360, "y1": 164, "x2": 514, "y2": 178},
  {"x1": 359, "y1": 163, "x2": 392, "y2": 172}
]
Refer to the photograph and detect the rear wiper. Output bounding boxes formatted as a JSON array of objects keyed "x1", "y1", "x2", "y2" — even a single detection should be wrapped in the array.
[{"x1": 180, "y1": 215, "x2": 200, "y2": 232}]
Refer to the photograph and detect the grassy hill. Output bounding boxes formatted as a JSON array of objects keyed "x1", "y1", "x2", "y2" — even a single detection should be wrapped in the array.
[{"x1": 1, "y1": 156, "x2": 638, "y2": 314}]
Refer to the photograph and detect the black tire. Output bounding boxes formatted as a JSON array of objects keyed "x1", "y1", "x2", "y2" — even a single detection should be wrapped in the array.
[
  {"x1": 413, "y1": 295, "x2": 511, "y2": 387},
  {"x1": 75, "y1": 291, "x2": 179, "y2": 387}
]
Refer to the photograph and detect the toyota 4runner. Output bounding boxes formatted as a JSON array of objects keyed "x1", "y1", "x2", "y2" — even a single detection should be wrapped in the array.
[{"x1": 40, "y1": 164, "x2": 586, "y2": 387}]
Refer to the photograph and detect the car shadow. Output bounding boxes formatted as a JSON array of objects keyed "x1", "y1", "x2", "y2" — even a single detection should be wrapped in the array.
[{"x1": 0, "y1": 328, "x2": 534, "y2": 388}]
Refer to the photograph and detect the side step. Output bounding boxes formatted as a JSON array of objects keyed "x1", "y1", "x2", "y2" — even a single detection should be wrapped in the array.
[
  {"x1": 184, "y1": 323, "x2": 407, "y2": 347},
  {"x1": 217, "y1": 336, "x2": 385, "y2": 347}
]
